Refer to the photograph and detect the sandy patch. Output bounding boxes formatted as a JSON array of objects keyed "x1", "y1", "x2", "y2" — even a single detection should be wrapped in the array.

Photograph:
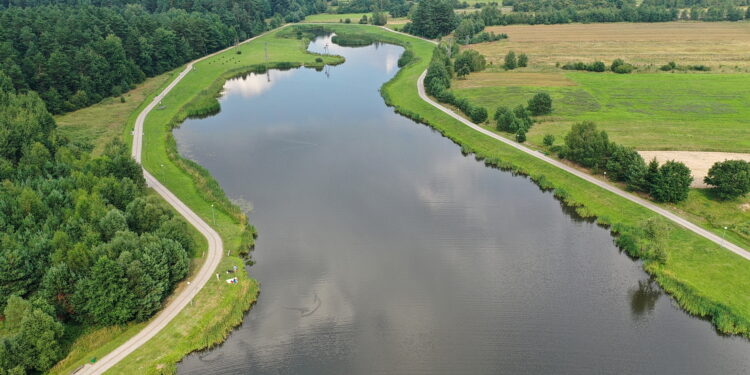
[{"x1": 639, "y1": 151, "x2": 750, "y2": 188}]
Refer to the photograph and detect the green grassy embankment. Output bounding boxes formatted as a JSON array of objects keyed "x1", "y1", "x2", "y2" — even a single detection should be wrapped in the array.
[
  {"x1": 105, "y1": 27, "x2": 346, "y2": 374},
  {"x1": 52, "y1": 27, "x2": 342, "y2": 374},
  {"x1": 313, "y1": 25, "x2": 750, "y2": 337},
  {"x1": 450, "y1": 70, "x2": 750, "y2": 249}
]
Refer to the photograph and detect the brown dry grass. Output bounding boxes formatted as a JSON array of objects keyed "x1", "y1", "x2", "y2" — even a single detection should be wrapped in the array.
[
  {"x1": 453, "y1": 72, "x2": 577, "y2": 88},
  {"x1": 471, "y1": 22, "x2": 750, "y2": 71}
]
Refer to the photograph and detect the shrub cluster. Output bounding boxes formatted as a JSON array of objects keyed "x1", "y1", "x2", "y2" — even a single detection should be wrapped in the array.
[
  {"x1": 611, "y1": 58, "x2": 635, "y2": 74},
  {"x1": 559, "y1": 121, "x2": 693, "y2": 202},
  {"x1": 562, "y1": 61, "x2": 607, "y2": 72},
  {"x1": 424, "y1": 46, "x2": 489, "y2": 123},
  {"x1": 504, "y1": 51, "x2": 528, "y2": 70},
  {"x1": 660, "y1": 61, "x2": 712, "y2": 72},
  {"x1": 454, "y1": 50, "x2": 487, "y2": 78},
  {"x1": 494, "y1": 92, "x2": 551, "y2": 142},
  {"x1": 397, "y1": 50, "x2": 415, "y2": 67}
]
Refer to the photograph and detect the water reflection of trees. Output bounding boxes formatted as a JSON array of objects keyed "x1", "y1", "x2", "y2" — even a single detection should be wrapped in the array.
[{"x1": 629, "y1": 278, "x2": 662, "y2": 318}]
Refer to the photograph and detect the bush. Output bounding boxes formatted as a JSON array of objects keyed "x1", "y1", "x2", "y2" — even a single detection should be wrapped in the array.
[
  {"x1": 345, "y1": 18, "x2": 351, "y2": 23},
  {"x1": 611, "y1": 58, "x2": 635, "y2": 74},
  {"x1": 371, "y1": 11, "x2": 388, "y2": 26},
  {"x1": 704, "y1": 160, "x2": 750, "y2": 200},
  {"x1": 689, "y1": 64, "x2": 711, "y2": 71},
  {"x1": 517, "y1": 53, "x2": 528, "y2": 67},
  {"x1": 611, "y1": 58, "x2": 625, "y2": 71},
  {"x1": 315, "y1": 57, "x2": 323, "y2": 63},
  {"x1": 650, "y1": 160, "x2": 693, "y2": 203},
  {"x1": 660, "y1": 61, "x2": 677, "y2": 71},
  {"x1": 613, "y1": 63, "x2": 635, "y2": 74},
  {"x1": 562, "y1": 121, "x2": 610, "y2": 169},
  {"x1": 454, "y1": 50, "x2": 487, "y2": 74},
  {"x1": 590, "y1": 61, "x2": 606, "y2": 72},
  {"x1": 397, "y1": 50, "x2": 414, "y2": 67},
  {"x1": 469, "y1": 105, "x2": 488, "y2": 123},
  {"x1": 605, "y1": 143, "x2": 648, "y2": 190},
  {"x1": 359, "y1": 15, "x2": 368, "y2": 24},
  {"x1": 515, "y1": 129, "x2": 527, "y2": 142},
  {"x1": 504, "y1": 51, "x2": 517, "y2": 70},
  {"x1": 543, "y1": 134, "x2": 555, "y2": 146},
  {"x1": 527, "y1": 92, "x2": 552, "y2": 115}
]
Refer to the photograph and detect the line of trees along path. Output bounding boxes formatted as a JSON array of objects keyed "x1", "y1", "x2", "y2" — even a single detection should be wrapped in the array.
[
  {"x1": 408, "y1": 61, "x2": 750, "y2": 261},
  {"x1": 79, "y1": 25, "x2": 289, "y2": 375},
  {"x1": 380, "y1": 26, "x2": 750, "y2": 260}
]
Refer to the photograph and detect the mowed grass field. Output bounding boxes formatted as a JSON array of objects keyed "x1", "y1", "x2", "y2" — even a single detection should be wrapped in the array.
[
  {"x1": 473, "y1": 22, "x2": 750, "y2": 72},
  {"x1": 452, "y1": 71, "x2": 750, "y2": 152}
]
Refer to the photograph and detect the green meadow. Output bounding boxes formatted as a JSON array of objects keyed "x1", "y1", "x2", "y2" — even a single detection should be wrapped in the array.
[{"x1": 453, "y1": 72, "x2": 750, "y2": 152}]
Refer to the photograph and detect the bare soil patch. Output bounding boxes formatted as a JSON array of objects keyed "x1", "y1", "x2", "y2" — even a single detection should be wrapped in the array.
[{"x1": 639, "y1": 151, "x2": 750, "y2": 188}]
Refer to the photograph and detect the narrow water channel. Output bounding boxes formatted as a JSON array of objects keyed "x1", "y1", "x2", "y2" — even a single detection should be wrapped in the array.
[{"x1": 174, "y1": 35, "x2": 750, "y2": 374}]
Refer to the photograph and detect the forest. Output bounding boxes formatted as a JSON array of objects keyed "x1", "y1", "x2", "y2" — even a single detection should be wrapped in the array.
[
  {"x1": 0, "y1": 70, "x2": 199, "y2": 372},
  {"x1": 0, "y1": 0, "x2": 323, "y2": 114},
  {"x1": 404, "y1": 0, "x2": 748, "y2": 38}
]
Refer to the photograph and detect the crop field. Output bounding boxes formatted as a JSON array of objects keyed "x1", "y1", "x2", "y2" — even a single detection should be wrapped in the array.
[
  {"x1": 452, "y1": 71, "x2": 750, "y2": 152},
  {"x1": 472, "y1": 22, "x2": 750, "y2": 72}
]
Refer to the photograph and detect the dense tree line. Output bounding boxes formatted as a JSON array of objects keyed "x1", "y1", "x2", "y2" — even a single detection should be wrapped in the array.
[
  {"x1": 559, "y1": 121, "x2": 693, "y2": 203},
  {"x1": 0, "y1": 74, "x2": 194, "y2": 373},
  {"x1": 403, "y1": 0, "x2": 458, "y2": 38},
  {"x1": 454, "y1": 17, "x2": 507, "y2": 45},
  {"x1": 0, "y1": 0, "x2": 323, "y2": 114},
  {"x1": 468, "y1": 2, "x2": 746, "y2": 26},
  {"x1": 332, "y1": 0, "x2": 412, "y2": 17},
  {"x1": 423, "y1": 44, "x2": 488, "y2": 123}
]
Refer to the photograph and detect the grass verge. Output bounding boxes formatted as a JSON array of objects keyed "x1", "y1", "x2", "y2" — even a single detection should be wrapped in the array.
[{"x1": 103, "y1": 27, "x2": 344, "y2": 373}]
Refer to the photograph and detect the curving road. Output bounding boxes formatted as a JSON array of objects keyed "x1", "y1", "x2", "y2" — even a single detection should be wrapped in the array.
[
  {"x1": 415, "y1": 70, "x2": 750, "y2": 261},
  {"x1": 78, "y1": 28, "x2": 286, "y2": 375}
]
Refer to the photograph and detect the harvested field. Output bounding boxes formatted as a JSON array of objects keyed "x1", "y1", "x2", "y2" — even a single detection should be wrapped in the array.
[
  {"x1": 639, "y1": 151, "x2": 750, "y2": 188},
  {"x1": 471, "y1": 22, "x2": 750, "y2": 72}
]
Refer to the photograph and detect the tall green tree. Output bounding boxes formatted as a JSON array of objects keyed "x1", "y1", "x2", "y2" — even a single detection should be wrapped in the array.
[{"x1": 704, "y1": 160, "x2": 750, "y2": 200}]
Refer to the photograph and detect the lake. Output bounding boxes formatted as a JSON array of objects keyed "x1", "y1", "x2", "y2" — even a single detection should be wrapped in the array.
[{"x1": 174, "y1": 35, "x2": 750, "y2": 374}]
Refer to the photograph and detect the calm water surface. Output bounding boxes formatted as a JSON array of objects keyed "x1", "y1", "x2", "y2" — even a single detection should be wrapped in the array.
[{"x1": 174, "y1": 36, "x2": 750, "y2": 374}]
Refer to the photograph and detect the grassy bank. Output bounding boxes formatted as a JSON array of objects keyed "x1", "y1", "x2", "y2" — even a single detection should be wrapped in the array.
[
  {"x1": 314, "y1": 25, "x2": 750, "y2": 336},
  {"x1": 51, "y1": 27, "x2": 343, "y2": 373},
  {"x1": 104, "y1": 27, "x2": 345, "y2": 373}
]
